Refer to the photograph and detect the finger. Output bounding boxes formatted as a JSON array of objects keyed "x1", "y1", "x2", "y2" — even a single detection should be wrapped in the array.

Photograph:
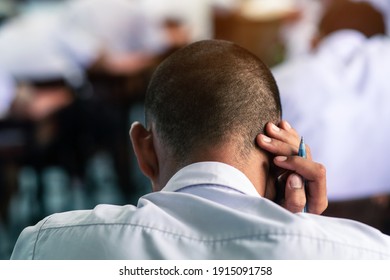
[
  {"x1": 265, "y1": 121, "x2": 300, "y2": 147},
  {"x1": 274, "y1": 156, "x2": 327, "y2": 214},
  {"x1": 257, "y1": 134, "x2": 299, "y2": 156},
  {"x1": 305, "y1": 144, "x2": 312, "y2": 160},
  {"x1": 266, "y1": 121, "x2": 312, "y2": 159},
  {"x1": 258, "y1": 134, "x2": 313, "y2": 160},
  {"x1": 274, "y1": 156, "x2": 326, "y2": 182},
  {"x1": 282, "y1": 173, "x2": 306, "y2": 213},
  {"x1": 279, "y1": 120, "x2": 294, "y2": 132}
]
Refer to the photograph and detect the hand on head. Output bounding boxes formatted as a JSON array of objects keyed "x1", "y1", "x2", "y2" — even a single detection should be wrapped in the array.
[{"x1": 257, "y1": 121, "x2": 328, "y2": 214}]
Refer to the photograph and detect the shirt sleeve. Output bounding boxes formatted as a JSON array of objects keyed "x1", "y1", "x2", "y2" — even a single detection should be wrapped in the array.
[{"x1": 10, "y1": 217, "x2": 50, "y2": 260}]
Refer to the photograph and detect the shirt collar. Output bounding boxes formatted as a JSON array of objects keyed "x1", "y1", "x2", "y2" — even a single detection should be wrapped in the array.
[{"x1": 161, "y1": 161, "x2": 261, "y2": 197}]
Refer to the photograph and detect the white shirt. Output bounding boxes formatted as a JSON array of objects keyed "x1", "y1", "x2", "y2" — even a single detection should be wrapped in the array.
[
  {"x1": 11, "y1": 161, "x2": 390, "y2": 259},
  {"x1": 281, "y1": 0, "x2": 390, "y2": 59},
  {"x1": 0, "y1": 70, "x2": 15, "y2": 119},
  {"x1": 64, "y1": 0, "x2": 169, "y2": 56},
  {"x1": 272, "y1": 30, "x2": 390, "y2": 201},
  {"x1": 0, "y1": 8, "x2": 97, "y2": 81},
  {"x1": 139, "y1": 0, "x2": 239, "y2": 42},
  {"x1": 280, "y1": 0, "x2": 324, "y2": 59},
  {"x1": 0, "y1": 0, "x2": 169, "y2": 80}
]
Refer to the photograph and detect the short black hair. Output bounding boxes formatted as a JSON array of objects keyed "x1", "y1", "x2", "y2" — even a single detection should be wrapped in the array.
[
  {"x1": 319, "y1": 1, "x2": 386, "y2": 37},
  {"x1": 145, "y1": 40, "x2": 281, "y2": 164}
]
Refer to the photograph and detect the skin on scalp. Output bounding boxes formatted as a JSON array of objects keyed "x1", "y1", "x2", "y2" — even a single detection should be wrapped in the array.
[{"x1": 145, "y1": 40, "x2": 282, "y2": 170}]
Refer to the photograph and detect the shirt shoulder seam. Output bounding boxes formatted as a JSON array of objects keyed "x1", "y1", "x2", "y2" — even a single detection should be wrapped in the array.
[
  {"x1": 32, "y1": 216, "x2": 53, "y2": 259},
  {"x1": 36, "y1": 222, "x2": 390, "y2": 258}
]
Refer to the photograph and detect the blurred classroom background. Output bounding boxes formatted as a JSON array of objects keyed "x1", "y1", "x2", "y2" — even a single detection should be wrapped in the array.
[{"x1": 1, "y1": 0, "x2": 390, "y2": 259}]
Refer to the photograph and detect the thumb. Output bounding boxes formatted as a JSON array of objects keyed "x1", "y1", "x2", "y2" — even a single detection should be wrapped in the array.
[{"x1": 283, "y1": 173, "x2": 306, "y2": 213}]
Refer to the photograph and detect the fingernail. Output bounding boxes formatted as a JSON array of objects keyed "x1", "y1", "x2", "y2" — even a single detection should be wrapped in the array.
[
  {"x1": 289, "y1": 174, "x2": 303, "y2": 189},
  {"x1": 275, "y1": 156, "x2": 287, "y2": 162},
  {"x1": 271, "y1": 123, "x2": 280, "y2": 132},
  {"x1": 262, "y1": 135, "x2": 272, "y2": 143}
]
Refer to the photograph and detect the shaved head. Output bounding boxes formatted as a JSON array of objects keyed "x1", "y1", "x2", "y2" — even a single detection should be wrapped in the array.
[{"x1": 145, "y1": 40, "x2": 281, "y2": 165}]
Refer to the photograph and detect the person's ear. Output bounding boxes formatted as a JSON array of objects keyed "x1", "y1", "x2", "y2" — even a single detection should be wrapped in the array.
[{"x1": 130, "y1": 122, "x2": 159, "y2": 184}]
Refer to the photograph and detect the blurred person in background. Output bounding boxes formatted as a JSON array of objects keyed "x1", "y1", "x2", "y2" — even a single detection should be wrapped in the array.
[
  {"x1": 0, "y1": 0, "x2": 191, "y2": 182},
  {"x1": 355, "y1": 0, "x2": 390, "y2": 34},
  {"x1": 272, "y1": 0, "x2": 390, "y2": 231},
  {"x1": 0, "y1": 0, "x2": 190, "y2": 121},
  {"x1": 279, "y1": 0, "x2": 326, "y2": 59},
  {"x1": 280, "y1": 0, "x2": 390, "y2": 60},
  {"x1": 0, "y1": 0, "x2": 186, "y2": 80},
  {"x1": 140, "y1": 0, "x2": 240, "y2": 41}
]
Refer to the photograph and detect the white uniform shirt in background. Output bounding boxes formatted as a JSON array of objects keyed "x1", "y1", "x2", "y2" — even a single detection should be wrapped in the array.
[
  {"x1": 64, "y1": 0, "x2": 170, "y2": 56},
  {"x1": 0, "y1": 0, "x2": 169, "y2": 81},
  {"x1": 0, "y1": 70, "x2": 15, "y2": 119},
  {"x1": 273, "y1": 30, "x2": 390, "y2": 201},
  {"x1": 0, "y1": 7, "x2": 98, "y2": 81},
  {"x1": 11, "y1": 162, "x2": 390, "y2": 259}
]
